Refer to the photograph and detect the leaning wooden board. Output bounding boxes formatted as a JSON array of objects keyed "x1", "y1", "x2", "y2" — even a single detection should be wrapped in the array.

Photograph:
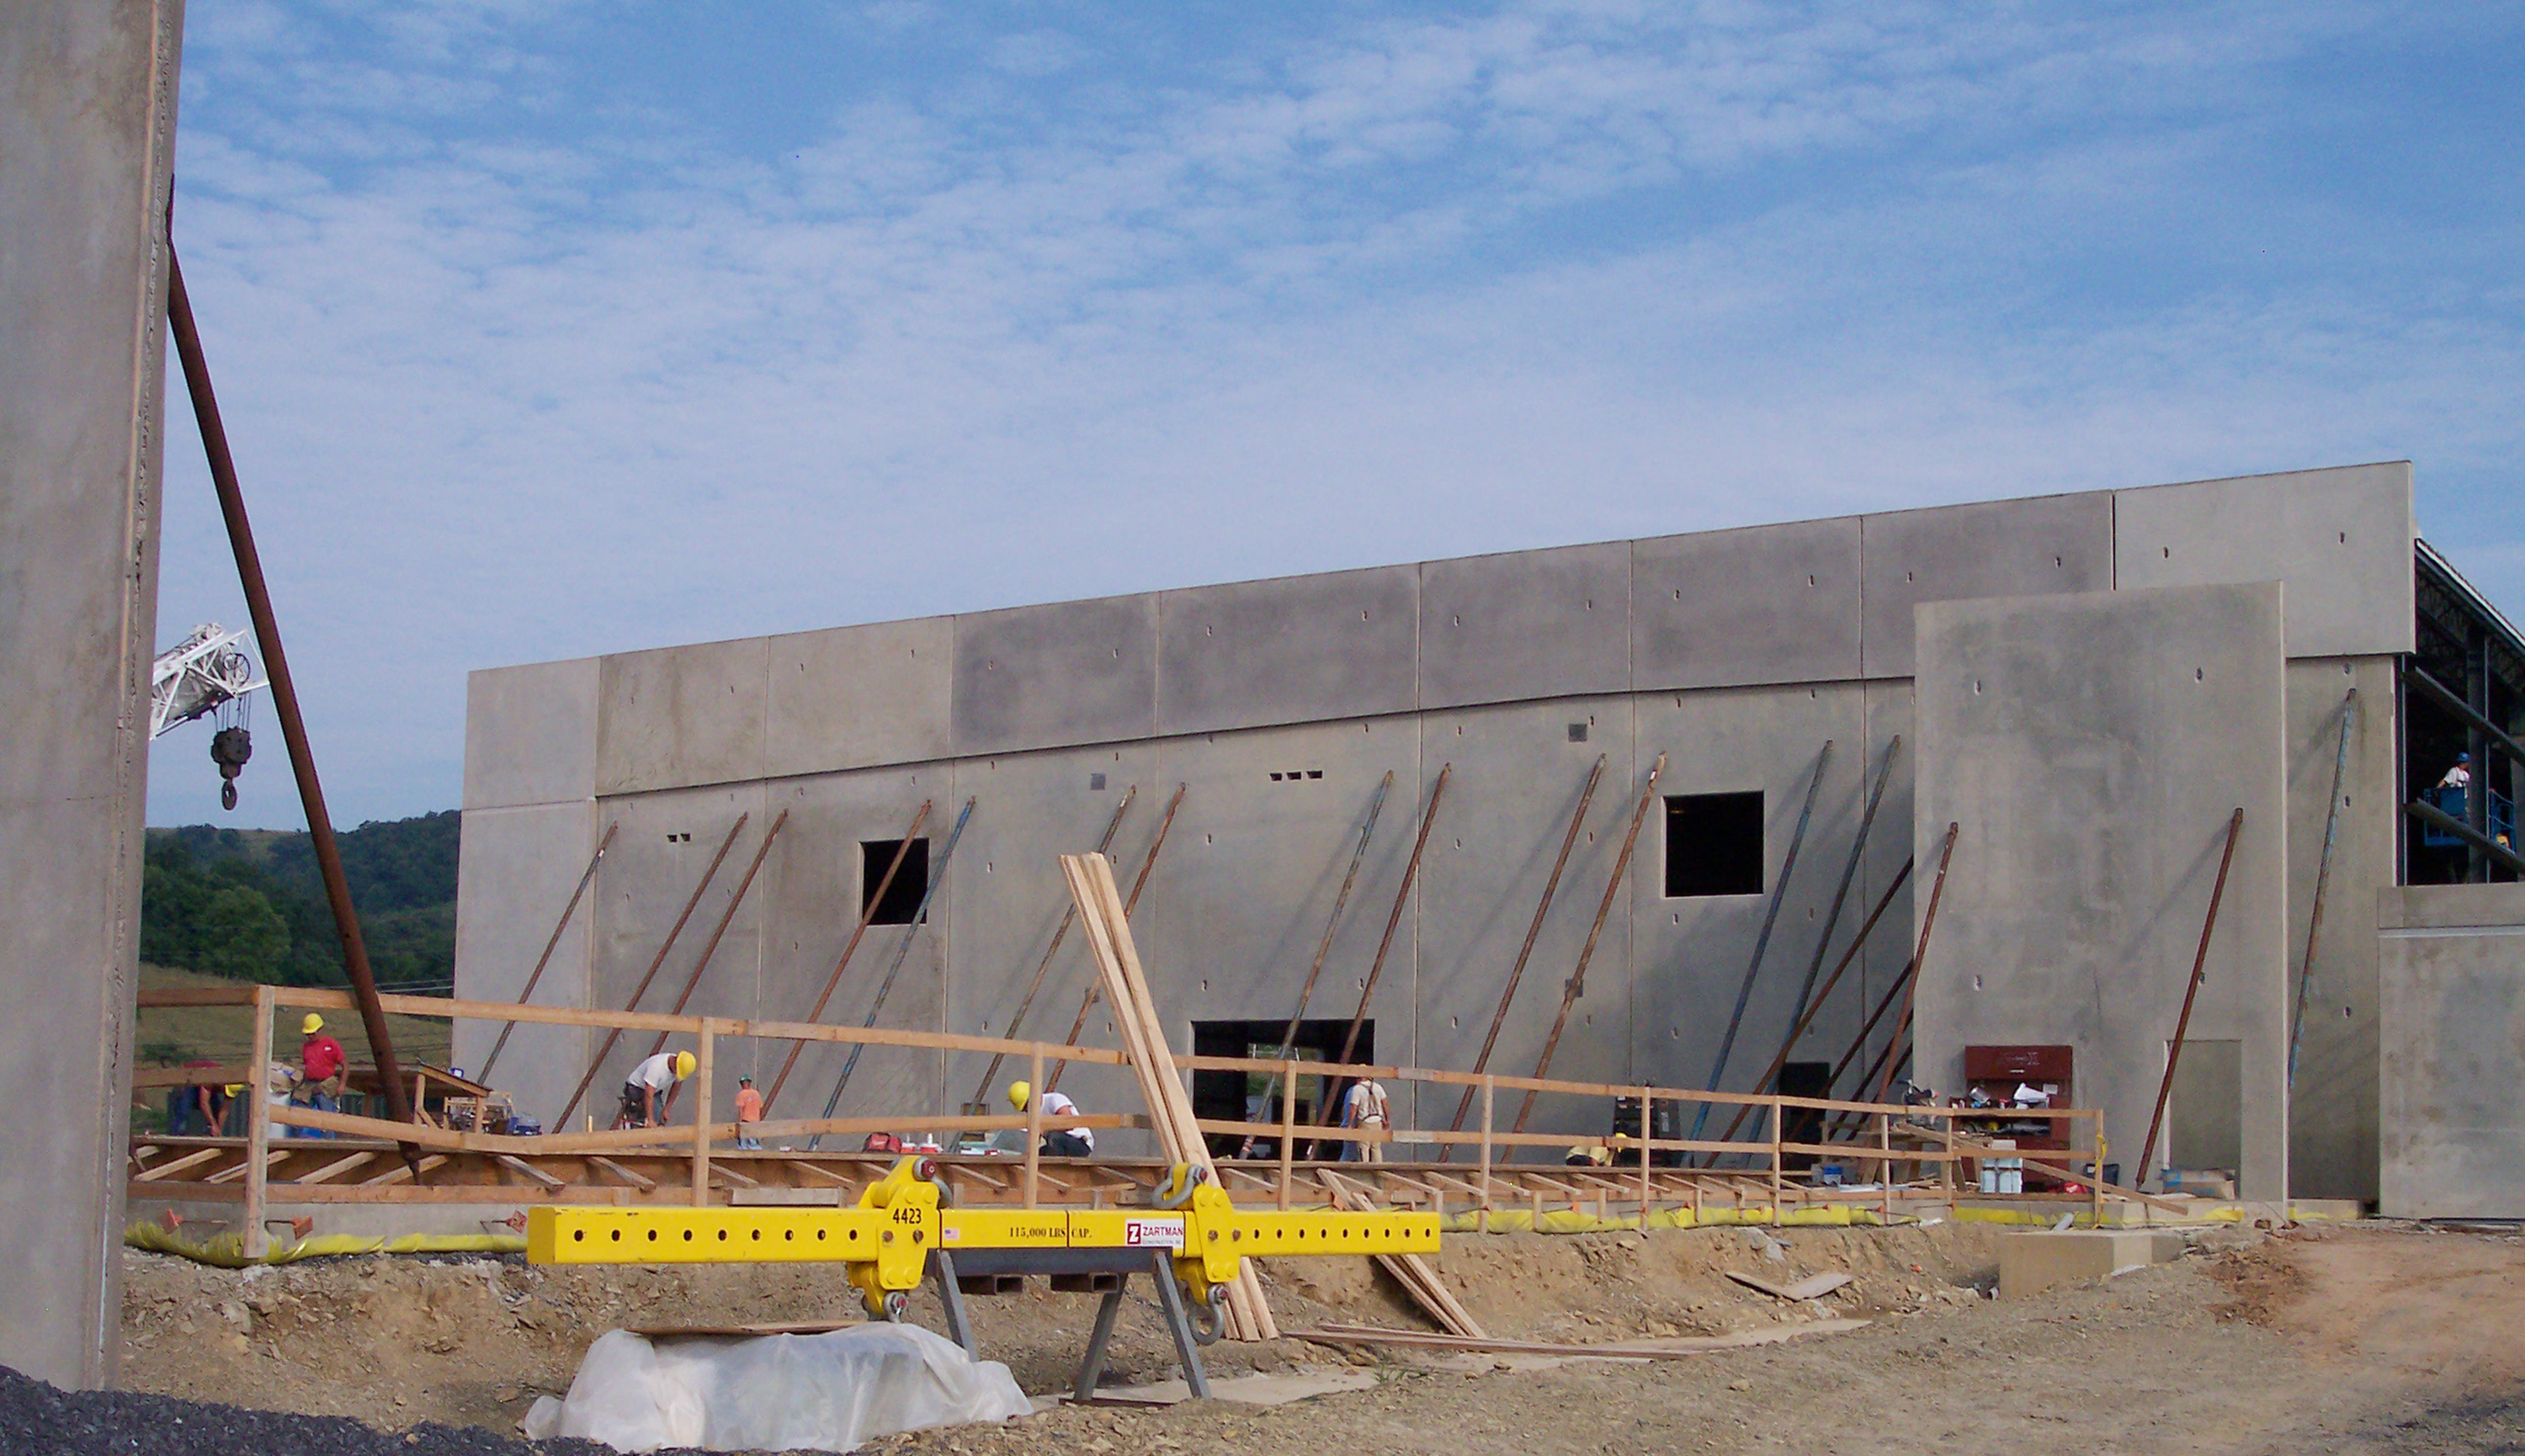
[
  {"x1": 1060, "y1": 853, "x2": 1277, "y2": 1342},
  {"x1": 1318, "y1": 1168, "x2": 1486, "y2": 1338}
]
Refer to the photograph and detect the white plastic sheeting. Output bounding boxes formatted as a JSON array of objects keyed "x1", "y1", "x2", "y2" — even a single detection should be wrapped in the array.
[{"x1": 521, "y1": 1324, "x2": 1032, "y2": 1453}]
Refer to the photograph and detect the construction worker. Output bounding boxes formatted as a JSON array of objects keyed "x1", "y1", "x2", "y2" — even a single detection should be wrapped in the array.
[
  {"x1": 1337, "y1": 1076, "x2": 1390, "y2": 1163},
  {"x1": 2441, "y1": 751, "x2": 2474, "y2": 789},
  {"x1": 615, "y1": 1049, "x2": 695, "y2": 1129},
  {"x1": 193, "y1": 1077, "x2": 231, "y2": 1140},
  {"x1": 733, "y1": 1074, "x2": 764, "y2": 1150},
  {"x1": 296, "y1": 1013, "x2": 347, "y2": 1136},
  {"x1": 1007, "y1": 1080, "x2": 1092, "y2": 1157}
]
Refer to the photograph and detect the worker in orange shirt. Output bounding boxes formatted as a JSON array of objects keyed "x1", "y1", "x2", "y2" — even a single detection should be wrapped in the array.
[{"x1": 733, "y1": 1074, "x2": 765, "y2": 1150}]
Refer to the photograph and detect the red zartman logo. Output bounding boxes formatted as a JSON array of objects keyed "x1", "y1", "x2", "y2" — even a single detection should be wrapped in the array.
[{"x1": 1123, "y1": 1218, "x2": 1184, "y2": 1249}]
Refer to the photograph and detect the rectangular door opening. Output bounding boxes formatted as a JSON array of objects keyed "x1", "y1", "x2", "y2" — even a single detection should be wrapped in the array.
[{"x1": 1190, "y1": 1018, "x2": 1369, "y2": 1160}]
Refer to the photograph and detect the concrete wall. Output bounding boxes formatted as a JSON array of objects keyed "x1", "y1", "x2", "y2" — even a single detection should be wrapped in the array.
[
  {"x1": 1912, "y1": 583, "x2": 2294, "y2": 1199},
  {"x1": 2379, "y1": 885, "x2": 2525, "y2": 1219},
  {"x1": 2282, "y1": 658, "x2": 2399, "y2": 1203},
  {"x1": 453, "y1": 660, "x2": 601, "y2": 1124},
  {"x1": 456, "y1": 465, "x2": 2417, "y2": 1190},
  {"x1": 0, "y1": 0, "x2": 184, "y2": 1388}
]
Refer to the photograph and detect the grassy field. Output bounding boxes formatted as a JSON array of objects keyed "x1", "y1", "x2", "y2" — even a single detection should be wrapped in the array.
[{"x1": 131, "y1": 963, "x2": 453, "y2": 1130}]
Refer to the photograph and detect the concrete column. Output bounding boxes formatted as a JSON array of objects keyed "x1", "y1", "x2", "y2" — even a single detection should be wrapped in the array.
[{"x1": 0, "y1": 0, "x2": 185, "y2": 1388}]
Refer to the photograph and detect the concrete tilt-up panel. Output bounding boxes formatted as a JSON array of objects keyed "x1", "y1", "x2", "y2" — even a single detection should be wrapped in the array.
[
  {"x1": 2378, "y1": 885, "x2": 2525, "y2": 1220},
  {"x1": 1913, "y1": 582, "x2": 2291, "y2": 1199},
  {"x1": 0, "y1": 0, "x2": 184, "y2": 1388}
]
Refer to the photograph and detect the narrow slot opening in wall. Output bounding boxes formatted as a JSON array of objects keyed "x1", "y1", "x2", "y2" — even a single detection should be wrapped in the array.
[
  {"x1": 860, "y1": 838, "x2": 931, "y2": 924},
  {"x1": 1664, "y1": 791, "x2": 1764, "y2": 897},
  {"x1": 1777, "y1": 1061, "x2": 1832, "y2": 1168}
]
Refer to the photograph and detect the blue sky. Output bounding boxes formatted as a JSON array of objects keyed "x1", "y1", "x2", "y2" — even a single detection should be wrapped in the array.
[{"x1": 150, "y1": 1, "x2": 2525, "y2": 828}]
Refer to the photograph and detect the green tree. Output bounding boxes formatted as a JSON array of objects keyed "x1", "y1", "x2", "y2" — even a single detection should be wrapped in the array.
[{"x1": 192, "y1": 884, "x2": 290, "y2": 980}]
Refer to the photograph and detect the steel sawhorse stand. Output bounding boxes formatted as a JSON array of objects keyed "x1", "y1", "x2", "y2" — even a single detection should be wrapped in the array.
[{"x1": 924, "y1": 1246, "x2": 1215, "y2": 1400}]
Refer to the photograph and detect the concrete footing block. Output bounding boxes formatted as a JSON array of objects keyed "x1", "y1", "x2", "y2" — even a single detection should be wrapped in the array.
[{"x1": 1998, "y1": 1230, "x2": 2182, "y2": 1299}]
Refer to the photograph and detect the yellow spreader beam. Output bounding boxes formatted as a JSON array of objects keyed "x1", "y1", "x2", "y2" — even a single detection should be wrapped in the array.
[{"x1": 526, "y1": 1158, "x2": 1438, "y2": 1321}]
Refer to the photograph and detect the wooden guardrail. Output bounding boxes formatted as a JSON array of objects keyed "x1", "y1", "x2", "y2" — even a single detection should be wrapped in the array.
[{"x1": 140, "y1": 983, "x2": 2130, "y2": 1253}]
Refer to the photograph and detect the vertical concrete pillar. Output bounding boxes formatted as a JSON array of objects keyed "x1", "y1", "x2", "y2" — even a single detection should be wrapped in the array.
[{"x1": 0, "y1": 0, "x2": 186, "y2": 1388}]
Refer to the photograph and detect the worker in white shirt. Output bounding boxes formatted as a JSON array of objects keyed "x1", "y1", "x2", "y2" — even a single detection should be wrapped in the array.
[
  {"x1": 2440, "y1": 752, "x2": 2473, "y2": 789},
  {"x1": 1007, "y1": 1081, "x2": 1093, "y2": 1156},
  {"x1": 1337, "y1": 1076, "x2": 1390, "y2": 1163},
  {"x1": 614, "y1": 1049, "x2": 695, "y2": 1129}
]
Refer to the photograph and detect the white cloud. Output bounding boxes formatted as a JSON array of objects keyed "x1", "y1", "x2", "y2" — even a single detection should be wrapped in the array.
[{"x1": 145, "y1": 0, "x2": 2525, "y2": 826}]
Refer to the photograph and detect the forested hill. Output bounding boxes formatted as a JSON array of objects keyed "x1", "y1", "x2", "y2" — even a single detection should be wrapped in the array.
[{"x1": 141, "y1": 810, "x2": 459, "y2": 989}]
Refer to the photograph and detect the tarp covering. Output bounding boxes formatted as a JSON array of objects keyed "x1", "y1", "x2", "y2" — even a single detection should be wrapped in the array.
[
  {"x1": 124, "y1": 1220, "x2": 525, "y2": 1267},
  {"x1": 521, "y1": 1324, "x2": 1032, "y2": 1453}
]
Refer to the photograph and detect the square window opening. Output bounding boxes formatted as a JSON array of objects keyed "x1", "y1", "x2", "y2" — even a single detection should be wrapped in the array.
[
  {"x1": 1665, "y1": 792, "x2": 1763, "y2": 897},
  {"x1": 860, "y1": 837, "x2": 931, "y2": 924}
]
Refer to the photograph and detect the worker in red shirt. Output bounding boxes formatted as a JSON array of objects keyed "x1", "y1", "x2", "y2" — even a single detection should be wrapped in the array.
[{"x1": 297, "y1": 1013, "x2": 348, "y2": 1136}]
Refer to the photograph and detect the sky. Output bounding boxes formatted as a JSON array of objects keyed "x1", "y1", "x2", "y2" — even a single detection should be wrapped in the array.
[{"x1": 149, "y1": 0, "x2": 2525, "y2": 829}]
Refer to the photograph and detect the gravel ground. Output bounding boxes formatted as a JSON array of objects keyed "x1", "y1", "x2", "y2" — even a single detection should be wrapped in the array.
[{"x1": 0, "y1": 1363, "x2": 614, "y2": 1456}]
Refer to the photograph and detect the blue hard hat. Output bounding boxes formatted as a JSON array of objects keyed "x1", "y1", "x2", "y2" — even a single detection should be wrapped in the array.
[{"x1": 2459, "y1": 752, "x2": 2472, "y2": 763}]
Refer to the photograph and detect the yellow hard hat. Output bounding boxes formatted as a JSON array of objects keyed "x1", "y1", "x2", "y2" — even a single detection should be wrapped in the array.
[
  {"x1": 300, "y1": 1013, "x2": 324, "y2": 1035},
  {"x1": 673, "y1": 1051, "x2": 697, "y2": 1080},
  {"x1": 1007, "y1": 1081, "x2": 1031, "y2": 1111}
]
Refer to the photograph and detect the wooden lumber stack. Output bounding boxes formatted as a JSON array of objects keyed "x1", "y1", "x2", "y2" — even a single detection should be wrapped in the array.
[
  {"x1": 1058, "y1": 853, "x2": 1278, "y2": 1342},
  {"x1": 1317, "y1": 1168, "x2": 1485, "y2": 1338}
]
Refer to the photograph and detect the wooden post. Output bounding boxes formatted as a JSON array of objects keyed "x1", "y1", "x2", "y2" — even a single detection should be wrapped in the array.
[
  {"x1": 1768, "y1": 1094, "x2": 1783, "y2": 1227},
  {"x1": 1023, "y1": 1045, "x2": 1043, "y2": 1209},
  {"x1": 244, "y1": 985, "x2": 274, "y2": 1261},
  {"x1": 1478, "y1": 1076, "x2": 1494, "y2": 1233},
  {"x1": 689, "y1": 1023, "x2": 714, "y2": 1208},
  {"x1": 2090, "y1": 1111, "x2": 2105, "y2": 1227},
  {"x1": 1941, "y1": 1111, "x2": 1956, "y2": 1200},
  {"x1": 1278, "y1": 1059, "x2": 1296, "y2": 1211},
  {"x1": 1638, "y1": 1087, "x2": 1654, "y2": 1225},
  {"x1": 1878, "y1": 1111, "x2": 1893, "y2": 1223}
]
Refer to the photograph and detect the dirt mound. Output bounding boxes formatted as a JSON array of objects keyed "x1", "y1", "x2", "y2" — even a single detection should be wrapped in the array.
[
  {"x1": 119, "y1": 1220, "x2": 2006, "y2": 1433},
  {"x1": 2206, "y1": 1231, "x2": 2314, "y2": 1325},
  {"x1": 81, "y1": 1222, "x2": 2525, "y2": 1455}
]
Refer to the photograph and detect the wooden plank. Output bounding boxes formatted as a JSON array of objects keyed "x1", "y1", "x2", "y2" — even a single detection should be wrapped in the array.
[
  {"x1": 227, "y1": 988, "x2": 1134, "y2": 1069},
  {"x1": 588, "y1": 1156, "x2": 658, "y2": 1192},
  {"x1": 1061, "y1": 853, "x2": 1276, "y2": 1342},
  {"x1": 136, "y1": 986, "x2": 262, "y2": 1007},
  {"x1": 1725, "y1": 1270, "x2": 1853, "y2": 1302},
  {"x1": 133, "y1": 1147, "x2": 224, "y2": 1182},
  {"x1": 130, "y1": 1063, "x2": 256, "y2": 1089},
  {"x1": 1783, "y1": 1272, "x2": 1853, "y2": 1301},
  {"x1": 1289, "y1": 1320, "x2": 1868, "y2": 1358},
  {"x1": 690, "y1": 1023, "x2": 714, "y2": 1208},
  {"x1": 1319, "y1": 1169, "x2": 1484, "y2": 1339},
  {"x1": 263, "y1": 1100, "x2": 1130, "y2": 1158},
  {"x1": 290, "y1": 1151, "x2": 377, "y2": 1186},
  {"x1": 359, "y1": 1154, "x2": 447, "y2": 1188},
  {"x1": 497, "y1": 1154, "x2": 566, "y2": 1191},
  {"x1": 246, "y1": 987, "x2": 274, "y2": 1259},
  {"x1": 708, "y1": 1162, "x2": 759, "y2": 1189}
]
